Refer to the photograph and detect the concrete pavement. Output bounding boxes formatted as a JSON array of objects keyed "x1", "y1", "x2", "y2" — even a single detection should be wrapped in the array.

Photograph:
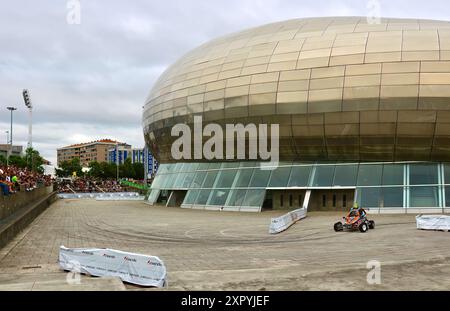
[{"x1": 0, "y1": 199, "x2": 449, "y2": 290}]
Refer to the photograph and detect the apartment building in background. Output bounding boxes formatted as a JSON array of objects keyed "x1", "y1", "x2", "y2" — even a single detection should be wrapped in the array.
[
  {"x1": 57, "y1": 139, "x2": 130, "y2": 166},
  {"x1": 0, "y1": 144, "x2": 23, "y2": 158}
]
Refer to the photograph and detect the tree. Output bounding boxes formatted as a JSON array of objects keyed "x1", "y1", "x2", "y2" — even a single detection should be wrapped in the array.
[
  {"x1": 8, "y1": 155, "x2": 27, "y2": 168},
  {"x1": 0, "y1": 154, "x2": 6, "y2": 165},
  {"x1": 88, "y1": 161, "x2": 103, "y2": 178},
  {"x1": 24, "y1": 147, "x2": 45, "y2": 173},
  {"x1": 56, "y1": 157, "x2": 83, "y2": 177},
  {"x1": 120, "y1": 157, "x2": 135, "y2": 179},
  {"x1": 100, "y1": 161, "x2": 116, "y2": 179},
  {"x1": 132, "y1": 162, "x2": 144, "y2": 179}
]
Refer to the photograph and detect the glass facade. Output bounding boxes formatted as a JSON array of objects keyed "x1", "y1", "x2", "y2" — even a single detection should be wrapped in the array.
[{"x1": 148, "y1": 162, "x2": 450, "y2": 212}]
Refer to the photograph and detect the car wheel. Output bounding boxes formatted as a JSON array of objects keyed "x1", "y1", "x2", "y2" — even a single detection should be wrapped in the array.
[
  {"x1": 334, "y1": 222, "x2": 343, "y2": 232},
  {"x1": 369, "y1": 220, "x2": 375, "y2": 229},
  {"x1": 359, "y1": 222, "x2": 368, "y2": 232}
]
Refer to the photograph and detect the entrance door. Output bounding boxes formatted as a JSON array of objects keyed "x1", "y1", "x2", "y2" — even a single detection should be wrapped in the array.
[
  {"x1": 166, "y1": 190, "x2": 187, "y2": 207},
  {"x1": 309, "y1": 189, "x2": 355, "y2": 211}
]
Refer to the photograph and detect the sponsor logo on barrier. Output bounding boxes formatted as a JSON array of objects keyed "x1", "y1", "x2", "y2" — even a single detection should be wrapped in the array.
[
  {"x1": 82, "y1": 251, "x2": 94, "y2": 255},
  {"x1": 103, "y1": 253, "x2": 115, "y2": 259},
  {"x1": 124, "y1": 256, "x2": 137, "y2": 262},
  {"x1": 147, "y1": 260, "x2": 163, "y2": 266}
]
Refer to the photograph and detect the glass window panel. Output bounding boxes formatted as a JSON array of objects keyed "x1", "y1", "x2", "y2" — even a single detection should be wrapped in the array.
[
  {"x1": 197, "y1": 163, "x2": 210, "y2": 170},
  {"x1": 409, "y1": 164, "x2": 438, "y2": 185},
  {"x1": 158, "y1": 175, "x2": 170, "y2": 189},
  {"x1": 181, "y1": 173, "x2": 195, "y2": 188},
  {"x1": 357, "y1": 187, "x2": 381, "y2": 207},
  {"x1": 222, "y1": 162, "x2": 240, "y2": 168},
  {"x1": 357, "y1": 164, "x2": 382, "y2": 186},
  {"x1": 207, "y1": 163, "x2": 221, "y2": 169},
  {"x1": 207, "y1": 189, "x2": 230, "y2": 206},
  {"x1": 157, "y1": 164, "x2": 170, "y2": 174},
  {"x1": 166, "y1": 164, "x2": 176, "y2": 173},
  {"x1": 446, "y1": 186, "x2": 450, "y2": 207},
  {"x1": 242, "y1": 189, "x2": 266, "y2": 207},
  {"x1": 178, "y1": 163, "x2": 187, "y2": 172},
  {"x1": 147, "y1": 189, "x2": 160, "y2": 204},
  {"x1": 381, "y1": 187, "x2": 403, "y2": 207},
  {"x1": 311, "y1": 165, "x2": 335, "y2": 187},
  {"x1": 183, "y1": 163, "x2": 199, "y2": 173},
  {"x1": 410, "y1": 186, "x2": 439, "y2": 207},
  {"x1": 162, "y1": 174, "x2": 177, "y2": 189},
  {"x1": 202, "y1": 171, "x2": 219, "y2": 188},
  {"x1": 249, "y1": 169, "x2": 272, "y2": 187},
  {"x1": 333, "y1": 165, "x2": 358, "y2": 186},
  {"x1": 226, "y1": 189, "x2": 247, "y2": 206},
  {"x1": 288, "y1": 166, "x2": 312, "y2": 187},
  {"x1": 173, "y1": 173, "x2": 187, "y2": 188},
  {"x1": 183, "y1": 190, "x2": 199, "y2": 205},
  {"x1": 235, "y1": 169, "x2": 254, "y2": 187},
  {"x1": 240, "y1": 161, "x2": 257, "y2": 168},
  {"x1": 150, "y1": 175, "x2": 164, "y2": 188},
  {"x1": 382, "y1": 164, "x2": 404, "y2": 185},
  {"x1": 444, "y1": 164, "x2": 450, "y2": 184},
  {"x1": 195, "y1": 189, "x2": 212, "y2": 205},
  {"x1": 215, "y1": 170, "x2": 237, "y2": 188},
  {"x1": 191, "y1": 171, "x2": 207, "y2": 188},
  {"x1": 173, "y1": 163, "x2": 183, "y2": 172},
  {"x1": 268, "y1": 167, "x2": 292, "y2": 187}
]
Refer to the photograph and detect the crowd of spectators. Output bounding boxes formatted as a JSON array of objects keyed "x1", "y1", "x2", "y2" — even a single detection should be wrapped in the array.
[
  {"x1": 57, "y1": 178, "x2": 124, "y2": 193},
  {"x1": 0, "y1": 165, "x2": 53, "y2": 196}
]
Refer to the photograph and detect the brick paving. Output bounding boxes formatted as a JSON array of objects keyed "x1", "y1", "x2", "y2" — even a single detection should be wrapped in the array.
[{"x1": 1, "y1": 199, "x2": 450, "y2": 290}]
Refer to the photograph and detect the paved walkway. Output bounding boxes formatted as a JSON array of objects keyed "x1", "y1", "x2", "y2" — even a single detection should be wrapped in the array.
[{"x1": 0, "y1": 199, "x2": 449, "y2": 290}]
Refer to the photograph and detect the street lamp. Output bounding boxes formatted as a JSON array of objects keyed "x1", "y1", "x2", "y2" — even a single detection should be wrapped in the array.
[{"x1": 6, "y1": 106, "x2": 17, "y2": 166}]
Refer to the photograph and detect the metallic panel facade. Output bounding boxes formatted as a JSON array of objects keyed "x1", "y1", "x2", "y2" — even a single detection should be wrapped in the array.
[{"x1": 143, "y1": 17, "x2": 450, "y2": 163}]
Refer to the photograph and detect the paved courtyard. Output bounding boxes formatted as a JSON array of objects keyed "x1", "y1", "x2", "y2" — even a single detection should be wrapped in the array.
[{"x1": 0, "y1": 199, "x2": 450, "y2": 290}]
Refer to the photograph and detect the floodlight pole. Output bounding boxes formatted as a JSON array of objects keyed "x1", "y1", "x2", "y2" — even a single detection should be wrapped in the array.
[
  {"x1": 22, "y1": 89, "x2": 33, "y2": 149},
  {"x1": 27, "y1": 104, "x2": 32, "y2": 149}
]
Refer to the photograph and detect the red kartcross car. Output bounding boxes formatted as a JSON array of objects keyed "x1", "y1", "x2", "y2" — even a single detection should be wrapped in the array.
[{"x1": 334, "y1": 208, "x2": 375, "y2": 233}]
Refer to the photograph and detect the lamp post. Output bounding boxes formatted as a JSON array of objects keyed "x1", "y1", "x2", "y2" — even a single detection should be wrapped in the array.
[
  {"x1": 143, "y1": 146, "x2": 148, "y2": 184},
  {"x1": 116, "y1": 142, "x2": 119, "y2": 181},
  {"x1": 6, "y1": 107, "x2": 17, "y2": 166}
]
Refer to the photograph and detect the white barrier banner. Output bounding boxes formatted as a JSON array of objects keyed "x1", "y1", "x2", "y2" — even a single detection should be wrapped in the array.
[
  {"x1": 269, "y1": 208, "x2": 307, "y2": 234},
  {"x1": 96, "y1": 196, "x2": 145, "y2": 201},
  {"x1": 416, "y1": 215, "x2": 450, "y2": 231},
  {"x1": 58, "y1": 192, "x2": 141, "y2": 199},
  {"x1": 59, "y1": 246, "x2": 167, "y2": 287}
]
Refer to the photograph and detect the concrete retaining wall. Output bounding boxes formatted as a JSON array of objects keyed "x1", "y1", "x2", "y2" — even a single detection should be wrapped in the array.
[{"x1": 0, "y1": 185, "x2": 57, "y2": 249}]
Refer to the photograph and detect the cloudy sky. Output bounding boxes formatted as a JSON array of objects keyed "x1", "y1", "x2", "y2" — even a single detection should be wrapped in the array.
[{"x1": 1, "y1": 0, "x2": 449, "y2": 165}]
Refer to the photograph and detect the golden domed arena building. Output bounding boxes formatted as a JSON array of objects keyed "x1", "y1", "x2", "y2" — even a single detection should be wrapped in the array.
[{"x1": 143, "y1": 17, "x2": 450, "y2": 213}]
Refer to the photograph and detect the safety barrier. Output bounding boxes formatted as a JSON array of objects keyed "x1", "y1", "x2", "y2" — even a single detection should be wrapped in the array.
[{"x1": 57, "y1": 192, "x2": 141, "y2": 199}]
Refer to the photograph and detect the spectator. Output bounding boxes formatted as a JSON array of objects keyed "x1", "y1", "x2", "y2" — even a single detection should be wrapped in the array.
[
  {"x1": 56, "y1": 177, "x2": 124, "y2": 193},
  {"x1": 0, "y1": 165, "x2": 53, "y2": 195}
]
